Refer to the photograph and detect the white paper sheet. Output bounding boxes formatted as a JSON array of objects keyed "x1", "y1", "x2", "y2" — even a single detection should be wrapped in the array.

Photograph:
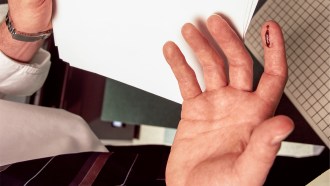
[{"x1": 53, "y1": 0, "x2": 258, "y2": 103}]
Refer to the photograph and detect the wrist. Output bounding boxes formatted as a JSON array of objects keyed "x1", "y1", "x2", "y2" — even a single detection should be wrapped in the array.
[
  {"x1": 6, "y1": 12, "x2": 53, "y2": 42},
  {"x1": 0, "y1": 18, "x2": 43, "y2": 63}
]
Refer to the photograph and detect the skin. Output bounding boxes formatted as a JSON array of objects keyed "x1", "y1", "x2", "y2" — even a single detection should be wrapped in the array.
[
  {"x1": 0, "y1": 0, "x2": 52, "y2": 62},
  {"x1": 163, "y1": 15, "x2": 294, "y2": 186}
]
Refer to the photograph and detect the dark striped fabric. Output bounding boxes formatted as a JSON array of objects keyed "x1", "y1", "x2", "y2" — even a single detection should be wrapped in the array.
[
  {"x1": 3, "y1": 145, "x2": 328, "y2": 186},
  {"x1": 0, "y1": 145, "x2": 170, "y2": 186}
]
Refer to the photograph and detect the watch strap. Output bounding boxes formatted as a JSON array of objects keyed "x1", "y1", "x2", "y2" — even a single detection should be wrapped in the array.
[{"x1": 5, "y1": 12, "x2": 53, "y2": 42}]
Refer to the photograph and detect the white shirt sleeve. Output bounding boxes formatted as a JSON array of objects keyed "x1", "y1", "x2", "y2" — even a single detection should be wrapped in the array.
[{"x1": 0, "y1": 49, "x2": 51, "y2": 96}]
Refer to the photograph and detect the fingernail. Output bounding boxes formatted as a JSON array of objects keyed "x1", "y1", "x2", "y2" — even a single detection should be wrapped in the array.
[{"x1": 265, "y1": 25, "x2": 270, "y2": 48}]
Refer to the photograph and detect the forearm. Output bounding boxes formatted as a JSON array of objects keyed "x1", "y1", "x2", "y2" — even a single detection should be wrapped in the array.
[{"x1": 0, "y1": 20, "x2": 43, "y2": 63}]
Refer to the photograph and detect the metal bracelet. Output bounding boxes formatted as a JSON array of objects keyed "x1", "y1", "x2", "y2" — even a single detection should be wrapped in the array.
[{"x1": 5, "y1": 12, "x2": 53, "y2": 42}]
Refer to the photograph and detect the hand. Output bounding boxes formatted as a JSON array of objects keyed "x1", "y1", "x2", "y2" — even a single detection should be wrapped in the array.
[
  {"x1": 0, "y1": 0, "x2": 52, "y2": 62},
  {"x1": 163, "y1": 15, "x2": 294, "y2": 186},
  {"x1": 8, "y1": 0, "x2": 52, "y2": 33}
]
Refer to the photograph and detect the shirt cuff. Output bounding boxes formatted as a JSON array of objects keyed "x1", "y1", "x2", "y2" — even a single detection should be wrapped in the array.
[{"x1": 0, "y1": 48, "x2": 51, "y2": 96}]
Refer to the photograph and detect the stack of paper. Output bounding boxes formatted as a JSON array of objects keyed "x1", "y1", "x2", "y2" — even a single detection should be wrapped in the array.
[{"x1": 53, "y1": 0, "x2": 259, "y2": 103}]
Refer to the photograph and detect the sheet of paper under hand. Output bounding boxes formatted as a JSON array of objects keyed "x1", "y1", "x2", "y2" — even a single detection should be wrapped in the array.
[{"x1": 53, "y1": 0, "x2": 258, "y2": 103}]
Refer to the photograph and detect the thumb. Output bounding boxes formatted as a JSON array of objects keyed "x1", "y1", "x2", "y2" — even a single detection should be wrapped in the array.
[{"x1": 235, "y1": 116, "x2": 294, "y2": 185}]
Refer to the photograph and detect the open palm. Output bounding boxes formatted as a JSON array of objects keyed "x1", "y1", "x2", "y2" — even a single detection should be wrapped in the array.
[{"x1": 163, "y1": 15, "x2": 294, "y2": 186}]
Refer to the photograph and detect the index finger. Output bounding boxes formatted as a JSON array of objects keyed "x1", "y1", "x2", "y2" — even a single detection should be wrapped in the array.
[
  {"x1": 255, "y1": 21, "x2": 288, "y2": 107},
  {"x1": 163, "y1": 41, "x2": 202, "y2": 100}
]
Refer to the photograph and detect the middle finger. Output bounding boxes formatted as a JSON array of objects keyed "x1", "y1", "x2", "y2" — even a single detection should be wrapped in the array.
[
  {"x1": 207, "y1": 15, "x2": 253, "y2": 91},
  {"x1": 182, "y1": 23, "x2": 227, "y2": 91}
]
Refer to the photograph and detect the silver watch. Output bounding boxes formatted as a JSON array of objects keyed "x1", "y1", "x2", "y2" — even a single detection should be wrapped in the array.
[{"x1": 5, "y1": 12, "x2": 53, "y2": 42}]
